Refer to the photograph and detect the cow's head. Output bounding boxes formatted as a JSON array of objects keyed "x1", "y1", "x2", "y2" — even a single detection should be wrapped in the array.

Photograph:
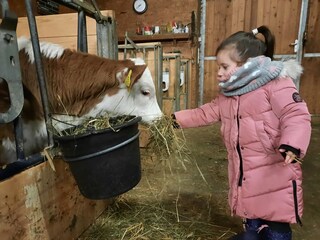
[{"x1": 89, "y1": 58, "x2": 163, "y2": 124}]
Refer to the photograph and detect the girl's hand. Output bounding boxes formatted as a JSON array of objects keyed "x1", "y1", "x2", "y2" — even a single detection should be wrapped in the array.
[{"x1": 279, "y1": 149, "x2": 302, "y2": 165}]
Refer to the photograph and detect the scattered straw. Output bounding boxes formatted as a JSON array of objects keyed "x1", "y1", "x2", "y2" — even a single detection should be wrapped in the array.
[{"x1": 80, "y1": 196, "x2": 236, "y2": 240}]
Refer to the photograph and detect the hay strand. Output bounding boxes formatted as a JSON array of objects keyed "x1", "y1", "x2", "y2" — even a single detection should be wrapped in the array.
[{"x1": 143, "y1": 115, "x2": 190, "y2": 170}]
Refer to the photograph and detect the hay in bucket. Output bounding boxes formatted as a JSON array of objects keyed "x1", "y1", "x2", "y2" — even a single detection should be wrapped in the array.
[
  {"x1": 44, "y1": 114, "x2": 139, "y2": 170},
  {"x1": 51, "y1": 114, "x2": 134, "y2": 137}
]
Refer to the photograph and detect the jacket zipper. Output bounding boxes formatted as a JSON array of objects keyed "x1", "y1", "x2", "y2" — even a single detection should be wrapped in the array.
[
  {"x1": 236, "y1": 100, "x2": 243, "y2": 187},
  {"x1": 237, "y1": 143, "x2": 243, "y2": 186},
  {"x1": 292, "y1": 180, "x2": 303, "y2": 226}
]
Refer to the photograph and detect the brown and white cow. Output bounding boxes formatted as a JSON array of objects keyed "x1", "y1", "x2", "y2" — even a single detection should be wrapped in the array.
[{"x1": 0, "y1": 37, "x2": 162, "y2": 165}]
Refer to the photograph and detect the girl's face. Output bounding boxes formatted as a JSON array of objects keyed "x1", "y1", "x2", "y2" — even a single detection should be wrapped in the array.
[{"x1": 216, "y1": 50, "x2": 238, "y2": 83}]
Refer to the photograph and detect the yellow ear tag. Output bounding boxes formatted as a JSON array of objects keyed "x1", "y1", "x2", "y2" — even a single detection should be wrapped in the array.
[{"x1": 124, "y1": 69, "x2": 133, "y2": 90}]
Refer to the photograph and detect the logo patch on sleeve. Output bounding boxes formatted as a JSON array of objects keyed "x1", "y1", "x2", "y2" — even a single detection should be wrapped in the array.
[{"x1": 292, "y1": 92, "x2": 303, "y2": 102}]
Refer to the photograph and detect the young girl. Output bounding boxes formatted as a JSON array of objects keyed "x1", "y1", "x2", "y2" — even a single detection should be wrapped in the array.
[{"x1": 173, "y1": 26, "x2": 312, "y2": 240}]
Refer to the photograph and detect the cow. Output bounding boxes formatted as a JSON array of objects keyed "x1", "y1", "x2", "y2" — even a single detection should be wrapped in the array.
[{"x1": 0, "y1": 37, "x2": 162, "y2": 166}]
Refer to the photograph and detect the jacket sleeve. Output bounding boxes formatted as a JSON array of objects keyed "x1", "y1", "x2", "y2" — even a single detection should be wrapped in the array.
[
  {"x1": 269, "y1": 77, "x2": 312, "y2": 157},
  {"x1": 174, "y1": 97, "x2": 221, "y2": 128}
]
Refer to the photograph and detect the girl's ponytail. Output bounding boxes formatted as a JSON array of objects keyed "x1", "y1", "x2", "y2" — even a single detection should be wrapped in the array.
[{"x1": 256, "y1": 26, "x2": 275, "y2": 60}]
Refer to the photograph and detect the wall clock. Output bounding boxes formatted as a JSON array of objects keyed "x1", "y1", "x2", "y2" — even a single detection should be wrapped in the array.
[{"x1": 133, "y1": 0, "x2": 148, "y2": 14}]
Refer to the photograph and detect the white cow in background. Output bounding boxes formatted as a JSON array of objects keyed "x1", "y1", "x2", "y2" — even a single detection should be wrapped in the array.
[{"x1": 0, "y1": 37, "x2": 162, "y2": 165}]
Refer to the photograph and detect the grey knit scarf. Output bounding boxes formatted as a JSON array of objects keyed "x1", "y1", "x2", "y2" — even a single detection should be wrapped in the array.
[{"x1": 219, "y1": 56, "x2": 284, "y2": 96}]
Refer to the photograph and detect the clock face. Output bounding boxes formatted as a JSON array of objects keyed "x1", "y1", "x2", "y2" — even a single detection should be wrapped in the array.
[{"x1": 133, "y1": 0, "x2": 148, "y2": 14}]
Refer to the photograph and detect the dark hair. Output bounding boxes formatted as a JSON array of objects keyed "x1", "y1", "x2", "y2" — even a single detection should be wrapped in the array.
[{"x1": 216, "y1": 25, "x2": 275, "y2": 64}]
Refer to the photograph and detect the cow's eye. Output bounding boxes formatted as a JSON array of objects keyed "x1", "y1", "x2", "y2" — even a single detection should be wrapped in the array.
[{"x1": 141, "y1": 90, "x2": 150, "y2": 96}]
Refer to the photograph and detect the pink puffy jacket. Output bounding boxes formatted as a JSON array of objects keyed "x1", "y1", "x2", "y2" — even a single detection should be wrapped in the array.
[{"x1": 175, "y1": 76, "x2": 311, "y2": 224}]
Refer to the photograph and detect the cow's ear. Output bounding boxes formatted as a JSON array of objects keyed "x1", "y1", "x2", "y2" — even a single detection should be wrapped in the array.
[
  {"x1": 126, "y1": 65, "x2": 147, "y2": 90},
  {"x1": 116, "y1": 65, "x2": 147, "y2": 89},
  {"x1": 116, "y1": 67, "x2": 130, "y2": 85},
  {"x1": 130, "y1": 65, "x2": 147, "y2": 84}
]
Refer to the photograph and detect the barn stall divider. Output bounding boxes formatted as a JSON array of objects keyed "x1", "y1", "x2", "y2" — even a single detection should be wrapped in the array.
[
  {"x1": 0, "y1": 0, "x2": 124, "y2": 239},
  {"x1": 179, "y1": 58, "x2": 191, "y2": 110},
  {"x1": 118, "y1": 36, "x2": 191, "y2": 117},
  {"x1": 162, "y1": 52, "x2": 189, "y2": 116}
]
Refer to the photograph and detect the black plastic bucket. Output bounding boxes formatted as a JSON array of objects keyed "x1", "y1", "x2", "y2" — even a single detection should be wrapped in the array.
[{"x1": 53, "y1": 116, "x2": 142, "y2": 199}]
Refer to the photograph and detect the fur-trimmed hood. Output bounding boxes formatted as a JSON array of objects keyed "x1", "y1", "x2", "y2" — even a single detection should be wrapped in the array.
[{"x1": 280, "y1": 59, "x2": 303, "y2": 81}]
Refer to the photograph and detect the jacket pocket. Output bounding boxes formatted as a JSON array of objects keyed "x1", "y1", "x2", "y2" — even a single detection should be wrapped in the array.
[
  {"x1": 254, "y1": 121, "x2": 277, "y2": 153},
  {"x1": 292, "y1": 180, "x2": 303, "y2": 226}
]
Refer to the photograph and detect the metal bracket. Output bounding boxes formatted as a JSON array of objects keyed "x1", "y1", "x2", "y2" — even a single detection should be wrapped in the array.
[
  {"x1": 53, "y1": 0, "x2": 112, "y2": 23},
  {"x1": 0, "y1": 9, "x2": 24, "y2": 124},
  {"x1": 125, "y1": 32, "x2": 139, "y2": 50}
]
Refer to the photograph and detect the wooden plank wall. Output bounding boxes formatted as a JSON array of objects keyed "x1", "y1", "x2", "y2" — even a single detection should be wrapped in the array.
[
  {"x1": 16, "y1": 10, "x2": 114, "y2": 54},
  {"x1": 85, "y1": 0, "x2": 198, "y2": 38},
  {"x1": 204, "y1": 0, "x2": 320, "y2": 114},
  {"x1": 9, "y1": 0, "x2": 198, "y2": 38},
  {"x1": 300, "y1": 0, "x2": 320, "y2": 114},
  {"x1": 0, "y1": 159, "x2": 111, "y2": 240}
]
